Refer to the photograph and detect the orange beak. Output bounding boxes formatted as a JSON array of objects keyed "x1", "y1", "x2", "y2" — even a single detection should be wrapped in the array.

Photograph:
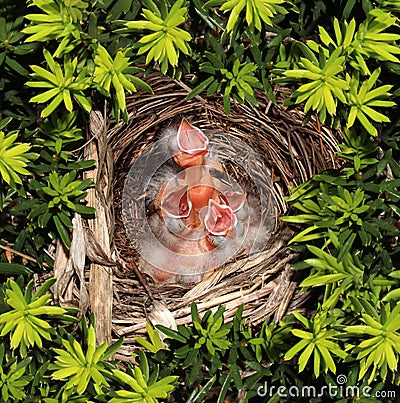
[
  {"x1": 173, "y1": 119, "x2": 209, "y2": 168},
  {"x1": 202, "y1": 199, "x2": 237, "y2": 236}
]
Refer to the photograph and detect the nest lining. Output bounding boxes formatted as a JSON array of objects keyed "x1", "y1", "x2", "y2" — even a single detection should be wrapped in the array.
[{"x1": 101, "y1": 73, "x2": 342, "y2": 358}]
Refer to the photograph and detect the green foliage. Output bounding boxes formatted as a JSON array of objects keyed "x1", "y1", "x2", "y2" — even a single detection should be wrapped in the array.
[
  {"x1": 20, "y1": 0, "x2": 152, "y2": 123},
  {"x1": 93, "y1": 45, "x2": 152, "y2": 121},
  {"x1": 162, "y1": 302, "x2": 231, "y2": 355},
  {"x1": 300, "y1": 236, "x2": 371, "y2": 310},
  {"x1": 281, "y1": 180, "x2": 382, "y2": 250},
  {"x1": 0, "y1": 130, "x2": 37, "y2": 188},
  {"x1": 0, "y1": 276, "x2": 179, "y2": 402},
  {"x1": 123, "y1": 0, "x2": 192, "y2": 74},
  {"x1": 283, "y1": 47, "x2": 349, "y2": 122},
  {"x1": 285, "y1": 311, "x2": 347, "y2": 378},
  {"x1": 28, "y1": 170, "x2": 95, "y2": 247},
  {"x1": 0, "y1": 278, "x2": 67, "y2": 356},
  {"x1": 0, "y1": 0, "x2": 399, "y2": 401},
  {"x1": 188, "y1": 41, "x2": 263, "y2": 114},
  {"x1": 0, "y1": 152, "x2": 97, "y2": 267},
  {"x1": 247, "y1": 317, "x2": 292, "y2": 362},
  {"x1": 27, "y1": 49, "x2": 92, "y2": 118},
  {"x1": 280, "y1": 75, "x2": 399, "y2": 392},
  {"x1": 38, "y1": 112, "x2": 83, "y2": 160},
  {"x1": 0, "y1": 5, "x2": 37, "y2": 128},
  {"x1": 282, "y1": 123, "x2": 399, "y2": 274},
  {"x1": 352, "y1": 7, "x2": 400, "y2": 66},
  {"x1": 0, "y1": 262, "x2": 33, "y2": 276},
  {"x1": 337, "y1": 126, "x2": 379, "y2": 177},
  {"x1": 157, "y1": 302, "x2": 232, "y2": 385},
  {"x1": 42, "y1": 171, "x2": 93, "y2": 212},
  {"x1": 273, "y1": 40, "x2": 316, "y2": 73},
  {"x1": 316, "y1": 18, "x2": 357, "y2": 53},
  {"x1": 0, "y1": 14, "x2": 36, "y2": 78},
  {"x1": 109, "y1": 351, "x2": 178, "y2": 402},
  {"x1": 132, "y1": 304, "x2": 296, "y2": 401},
  {"x1": 0, "y1": 344, "x2": 32, "y2": 402},
  {"x1": 346, "y1": 69, "x2": 395, "y2": 135},
  {"x1": 221, "y1": 59, "x2": 262, "y2": 114},
  {"x1": 346, "y1": 301, "x2": 400, "y2": 383},
  {"x1": 282, "y1": 163, "x2": 399, "y2": 311},
  {"x1": 206, "y1": 0, "x2": 287, "y2": 33},
  {"x1": 277, "y1": 8, "x2": 399, "y2": 130},
  {"x1": 309, "y1": 10, "x2": 400, "y2": 75},
  {"x1": 49, "y1": 324, "x2": 115, "y2": 400},
  {"x1": 135, "y1": 323, "x2": 164, "y2": 354},
  {"x1": 23, "y1": 0, "x2": 88, "y2": 57}
]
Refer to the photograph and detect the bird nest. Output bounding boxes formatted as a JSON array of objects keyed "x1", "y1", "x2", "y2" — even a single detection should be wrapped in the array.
[{"x1": 52, "y1": 73, "x2": 341, "y2": 359}]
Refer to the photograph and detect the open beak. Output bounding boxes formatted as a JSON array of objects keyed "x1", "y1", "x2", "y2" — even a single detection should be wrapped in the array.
[
  {"x1": 174, "y1": 119, "x2": 209, "y2": 168},
  {"x1": 219, "y1": 191, "x2": 246, "y2": 212},
  {"x1": 177, "y1": 119, "x2": 209, "y2": 154},
  {"x1": 202, "y1": 199, "x2": 237, "y2": 236},
  {"x1": 160, "y1": 185, "x2": 192, "y2": 219}
]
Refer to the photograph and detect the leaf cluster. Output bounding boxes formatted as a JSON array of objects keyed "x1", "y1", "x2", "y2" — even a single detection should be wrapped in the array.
[
  {"x1": 188, "y1": 40, "x2": 263, "y2": 114},
  {"x1": 108, "y1": 351, "x2": 178, "y2": 403},
  {"x1": 276, "y1": 8, "x2": 399, "y2": 133},
  {"x1": 133, "y1": 303, "x2": 297, "y2": 402},
  {"x1": 0, "y1": 278, "x2": 71, "y2": 356},
  {"x1": 0, "y1": 277, "x2": 177, "y2": 403},
  {"x1": 121, "y1": 0, "x2": 192, "y2": 75},
  {"x1": 0, "y1": 130, "x2": 37, "y2": 188}
]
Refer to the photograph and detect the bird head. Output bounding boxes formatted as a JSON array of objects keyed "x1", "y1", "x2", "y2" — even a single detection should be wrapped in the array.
[
  {"x1": 219, "y1": 190, "x2": 248, "y2": 222},
  {"x1": 172, "y1": 119, "x2": 209, "y2": 168},
  {"x1": 160, "y1": 184, "x2": 192, "y2": 219},
  {"x1": 159, "y1": 184, "x2": 192, "y2": 235},
  {"x1": 202, "y1": 199, "x2": 237, "y2": 237}
]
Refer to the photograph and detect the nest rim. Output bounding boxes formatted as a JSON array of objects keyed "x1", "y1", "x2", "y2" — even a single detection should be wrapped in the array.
[{"x1": 103, "y1": 72, "x2": 341, "y2": 356}]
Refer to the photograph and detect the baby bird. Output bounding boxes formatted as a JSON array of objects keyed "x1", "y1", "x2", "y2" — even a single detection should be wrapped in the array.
[
  {"x1": 200, "y1": 189, "x2": 267, "y2": 258},
  {"x1": 203, "y1": 199, "x2": 237, "y2": 236},
  {"x1": 167, "y1": 118, "x2": 219, "y2": 223},
  {"x1": 220, "y1": 191, "x2": 247, "y2": 218},
  {"x1": 219, "y1": 190, "x2": 248, "y2": 239},
  {"x1": 138, "y1": 119, "x2": 272, "y2": 284},
  {"x1": 159, "y1": 184, "x2": 192, "y2": 235},
  {"x1": 169, "y1": 118, "x2": 209, "y2": 168},
  {"x1": 140, "y1": 211, "x2": 215, "y2": 284},
  {"x1": 201, "y1": 199, "x2": 238, "y2": 249}
]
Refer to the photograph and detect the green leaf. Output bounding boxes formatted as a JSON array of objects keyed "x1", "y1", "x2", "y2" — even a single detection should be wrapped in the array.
[
  {"x1": 337, "y1": 232, "x2": 356, "y2": 262},
  {"x1": 156, "y1": 325, "x2": 187, "y2": 343},
  {"x1": 53, "y1": 214, "x2": 70, "y2": 247},
  {"x1": 0, "y1": 263, "x2": 32, "y2": 275},
  {"x1": 383, "y1": 289, "x2": 400, "y2": 302},
  {"x1": 74, "y1": 204, "x2": 95, "y2": 215},
  {"x1": 284, "y1": 338, "x2": 309, "y2": 360},
  {"x1": 187, "y1": 76, "x2": 214, "y2": 99},
  {"x1": 122, "y1": 1, "x2": 191, "y2": 74},
  {"x1": 5, "y1": 57, "x2": 29, "y2": 76},
  {"x1": 301, "y1": 273, "x2": 345, "y2": 287}
]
